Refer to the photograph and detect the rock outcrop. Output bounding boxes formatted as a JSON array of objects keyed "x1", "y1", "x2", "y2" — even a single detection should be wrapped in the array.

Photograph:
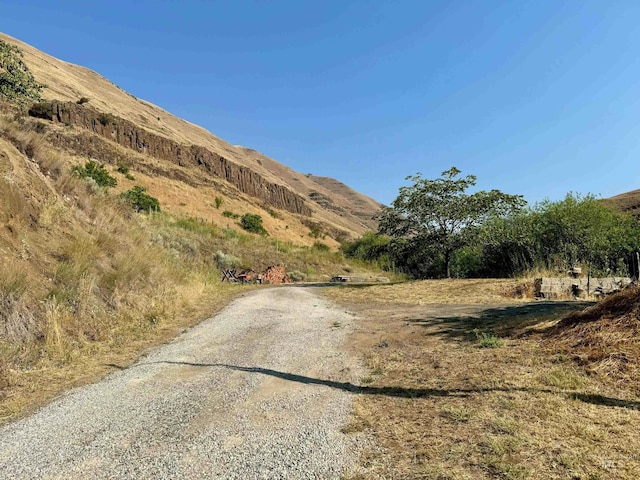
[{"x1": 39, "y1": 102, "x2": 311, "y2": 216}]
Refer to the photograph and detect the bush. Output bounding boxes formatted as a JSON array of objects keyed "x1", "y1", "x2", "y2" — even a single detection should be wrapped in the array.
[
  {"x1": 214, "y1": 196, "x2": 223, "y2": 209},
  {"x1": 97, "y1": 112, "x2": 118, "y2": 126},
  {"x1": 287, "y1": 270, "x2": 307, "y2": 282},
  {"x1": 241, "y1": 213, "x2": 267, "y2": 235},
  {"x1": 71, "y1": 160, "x2": 117, "y2": 188},
  {"x1": 213, "y1": 250, "x2": 241, "y2": 269},
  {"x1": 28, "y1": 102, "x2": 54, "y2": 120},
  {"x1": 0, "y1": 39, "x2": 46, "y2": 106},
  {"x1": 312, "y1": 241, "x2": 330, "y2": 252},
  {"x1": 222, "y1": 210, "x2": 239, "y2": 219},
  {"x1": 76, "y1": 97, "x2": 89, "y2": 105},
  {"x1": 120, "y1": 186, "x2": 160, "y2": 213}
]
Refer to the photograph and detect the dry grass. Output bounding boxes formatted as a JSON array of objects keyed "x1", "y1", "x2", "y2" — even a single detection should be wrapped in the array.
[
  {"x1": 327, "y1": 281, "x2": 640, "y2": 479},
  {"x1": 0, "y1": 112, "x2": 386, "y2": 424},
  {"x1": 329, "y1": 278, "x2": 533, "y2": 306},
  {"x1": 544, "y1": 285, "x2": 640, "y2": 390}
]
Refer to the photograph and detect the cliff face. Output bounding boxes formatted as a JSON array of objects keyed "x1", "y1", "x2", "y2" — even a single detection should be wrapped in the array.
[{"x1": 43, "y1": 102, "x2": 311, "y2": 216}]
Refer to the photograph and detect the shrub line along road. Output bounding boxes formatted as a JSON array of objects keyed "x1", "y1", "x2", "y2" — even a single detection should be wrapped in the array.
[{"x1": 0, "y1": 287, "x2": 364, "y2": 479}]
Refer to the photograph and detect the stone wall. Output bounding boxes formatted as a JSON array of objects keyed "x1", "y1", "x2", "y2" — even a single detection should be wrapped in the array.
[{"x1": 535, "y1": 277, "x2": 633, "y2": 298}]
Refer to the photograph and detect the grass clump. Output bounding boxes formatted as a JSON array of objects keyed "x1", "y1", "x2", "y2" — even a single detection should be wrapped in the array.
[
  {"x1": 474, "y1": 329, "x2": 504, "y2": 348},
  {"x1": 222, "y1": 210, "x2": 239, "y2": 219}
]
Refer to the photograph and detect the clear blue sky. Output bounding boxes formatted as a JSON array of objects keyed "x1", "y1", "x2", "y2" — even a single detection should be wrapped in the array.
[{"x1": 2, "y1": 1, "x2": 640, "y2": 205}]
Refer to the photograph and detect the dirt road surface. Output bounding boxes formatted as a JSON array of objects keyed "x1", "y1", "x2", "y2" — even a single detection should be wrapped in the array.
[{"x1": 0, "y1": 287, "x2": 364, "y2": 479}]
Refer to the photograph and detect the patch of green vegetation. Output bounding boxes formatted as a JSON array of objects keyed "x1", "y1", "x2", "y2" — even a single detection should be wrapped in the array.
[
  {"x1": 312, "y1": 241, "x2": 330, "y2": 252},
  {"x1": 120, "y1": 186, "x2": 160, "y2": 213},
  {"x1": 0, "y1": 39, "x2": 46, "y2": 106},
  {"x1": 214, "y1": 196, "x2": 223, "y2": 209},
  {"x1": 222, "y1": 210, "x2": 239, "y2": 219},
  {"x1": 474, "y1": 330, "x2": 504, "y2": 348},
  {"x1": 76, "y1": 97, "x2": 89, "y2": 105},
  {"x1": 240, "y1": 213, "x2": 268, "y2": 235},
  {"x1": 71, "y1": 160, "x2": 117, "y2": 188},
  {"x1": 27, "y1": 101, "x2": 54, "y2": 120},
  {"x1": 96, "y1": 112, "x2": 118, "y2": 126}
]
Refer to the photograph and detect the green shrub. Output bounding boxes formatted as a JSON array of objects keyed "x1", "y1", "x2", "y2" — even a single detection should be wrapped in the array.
[
  {"x1": 0, "y1": 39, "x2": 46, "y2": 105},
  {"x1": 96, "y1": 112, "x2": 118, "y2": 126},
  {"x1": 213, "y1": 251, "x2": 241, "y2": 269},
  {"x1": 71, "y1": 160, "x2": 117, "y2": 188},
  {"x1": 287, "y1": 270, "x2": 306, "y2": 282},
  {"x1": 214, "y1": 196, "x2": 223, "y2": 209},
  {"x1": 222, "y1": 210, "x2": 239, "y2": 219},
  {"x1": 120, "y1": 186, "x2": 160, "y2": 213},
  {"x1": 76, "y1": 97, "x2": 89, "y2": 105},
  {"x1": 267, "y1": 208, "x2": 282, "y2": 219},
  {"x1": 241, "y1": 213, "x2": 268, "y2": 235},
  {"x1": 28, "y1": 102, "x2": 54, "y2": 120},
  {"x1": 474, "y1": 330, "x2": 503, "y2": 348},
  {"x1": 312, "y1": 241, "x2": 330, "y2": 252}
]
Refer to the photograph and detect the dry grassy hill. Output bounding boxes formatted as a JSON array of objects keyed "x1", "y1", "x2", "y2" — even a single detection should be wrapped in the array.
[
  {"x1": 604, "y1": 189, "x2": 640, "y2": 218},
  {"x1": 0, "y1": 33, "x2": 390, "y2": 424},
  {"x1": 0, "y1": 33, "x2": 380, "y2": 246}
]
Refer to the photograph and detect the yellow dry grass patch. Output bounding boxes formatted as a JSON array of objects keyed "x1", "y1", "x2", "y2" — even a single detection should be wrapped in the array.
[
  {"x1": 328, "y1": 282, "x2": 640, "y2": 479},
  {"x1": 328, "y1": 278, "x2": 531, "y2": 306}
]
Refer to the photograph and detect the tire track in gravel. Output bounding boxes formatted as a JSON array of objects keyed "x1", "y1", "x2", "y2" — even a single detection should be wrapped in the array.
[{"x1": 0, "y1": 287, "x2": 365, "y2": 479}]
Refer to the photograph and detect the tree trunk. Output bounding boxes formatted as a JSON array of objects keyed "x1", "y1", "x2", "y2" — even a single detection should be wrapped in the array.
[{"x1": 445, "y1": 250, "x2": 452, "y2": 278}]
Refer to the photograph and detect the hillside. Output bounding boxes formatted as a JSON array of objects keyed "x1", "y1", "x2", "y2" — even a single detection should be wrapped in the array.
[
  {"x1": 0, "y1": 33, "x2": 381, "y2": 245},
  {"x1": 604, "y1": 189, "x2": 640, "y2": 218},
  {"x1": 0, "y1": 33, "x2": 389, "y2": 424}
]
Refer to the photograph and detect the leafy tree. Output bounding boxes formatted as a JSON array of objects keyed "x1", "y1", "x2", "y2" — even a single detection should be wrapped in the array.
[
  {"x1": 379, "y1": 167, "x2": 526, "y2": 278},
  {"x1": 0, "y1": 39, "x2": 45, "y2": 106},
  {"x1": 120, "y1": 186, "x2": 161, "y2": 213},
  {"x1": 480, "y1": 193, "x2": 640, "y2": 276},
  {"x1": 240, "y1": 213, "x2": 267, "y2": 235},
  {"x1": 71, "y1": 160, "x2": 117, "y2": 188}
]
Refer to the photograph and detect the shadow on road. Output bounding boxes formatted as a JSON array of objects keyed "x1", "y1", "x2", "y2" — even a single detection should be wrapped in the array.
[{"x1": 106, "y1": 360, "x2": 640, "y2": 411}]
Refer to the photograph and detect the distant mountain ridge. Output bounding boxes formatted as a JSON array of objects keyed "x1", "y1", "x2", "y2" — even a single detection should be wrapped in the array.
[{"x1": 0, "y1": 32, "x2": 381, "y2": 244}]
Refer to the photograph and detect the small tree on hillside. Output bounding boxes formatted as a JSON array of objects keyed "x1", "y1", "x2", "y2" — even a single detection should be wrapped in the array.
[
  {"x1": 0, "y1": 39, "x2": 45, "y2": 106},
  {"x1": 379, "y1": 167, "x2": 526, "y2": 278},
  {"x1": 240, "y1": 213, "x2": 267, "y2": 235}
]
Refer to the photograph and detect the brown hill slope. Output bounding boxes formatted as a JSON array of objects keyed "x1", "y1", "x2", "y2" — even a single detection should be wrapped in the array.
[
  {"x1": 0, "y1": 32, "x2": 380, "y2": 243},
  {"x1": 603, "y1": 189, "x2": 640, "y2": 218}
]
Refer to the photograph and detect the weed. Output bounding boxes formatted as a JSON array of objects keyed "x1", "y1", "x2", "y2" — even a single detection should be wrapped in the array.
[
  {"x1": 474, "y1": 329, "x2": 504, "y2": 348},
  {"x1": 541, "y1": 366, "x2": 588, "y2": 390},
  {"x1": 441, "y1": 406, "x2": 472, "y2": 423}
]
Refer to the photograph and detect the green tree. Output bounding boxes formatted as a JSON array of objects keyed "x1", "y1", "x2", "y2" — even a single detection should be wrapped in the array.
[
  {"x1": 240, "y1": 213, "x2": 267, "y2": 235},
  {"x1": 0, "y1": 39, "x2": 45, "y2": 106},
  {"x1": 379, "y1": 167, "x2": 526, "y2": 278}
]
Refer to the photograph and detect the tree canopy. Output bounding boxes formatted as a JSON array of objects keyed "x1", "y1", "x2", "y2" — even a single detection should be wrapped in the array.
[{"x1": 378, "y1": 167, "x2": 526, "y2": 278}]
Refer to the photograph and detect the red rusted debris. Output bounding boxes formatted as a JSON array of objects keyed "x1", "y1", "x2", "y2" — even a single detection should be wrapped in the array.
[{"x1": 262, "y1": 265, "x2": 291, "y2": 285}]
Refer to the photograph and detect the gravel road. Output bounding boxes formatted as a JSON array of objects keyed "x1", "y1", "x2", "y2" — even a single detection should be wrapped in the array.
[{"x1": 0, "y1": 287, "x2": 365, "y2": 479}]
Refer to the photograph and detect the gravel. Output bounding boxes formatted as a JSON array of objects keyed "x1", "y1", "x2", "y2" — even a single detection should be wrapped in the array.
[{"x1": 0, "y1": 287, "x2": 365, "y2": 479}]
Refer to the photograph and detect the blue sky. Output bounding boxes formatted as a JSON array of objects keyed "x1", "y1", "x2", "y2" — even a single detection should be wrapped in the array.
[{"x1": 2, "y1": 1, "x2": 640, "y2": 205}]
